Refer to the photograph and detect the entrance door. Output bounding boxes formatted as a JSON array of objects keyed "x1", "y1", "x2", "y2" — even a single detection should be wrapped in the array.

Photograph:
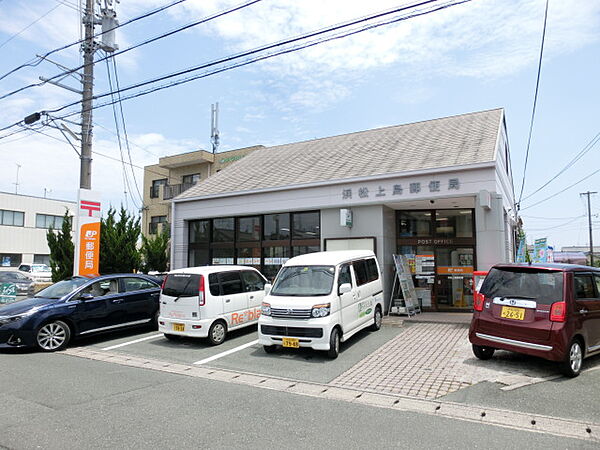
[{"x1": 434, "y1": 247, "x2": 474, "y2": 309}]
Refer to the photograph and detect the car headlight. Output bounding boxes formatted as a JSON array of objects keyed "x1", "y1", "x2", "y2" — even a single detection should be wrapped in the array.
[
  {"x1": 0, "y1": 313, "x2": 29, "y2": 326},
  {"x1": 311, "y1": 303, "x2": 330, "y2": 318},
  {"x1": 261, "y1": 302, "x2": 271, "y2": 316}
]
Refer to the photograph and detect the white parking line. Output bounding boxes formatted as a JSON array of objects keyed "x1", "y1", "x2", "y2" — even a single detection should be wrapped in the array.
[
  {"x1": 102, "y1": 334, "x2": 164, "y2": 351},
  {"x1": 193, "y1": 339, "x2": 259, "y2": 365}
]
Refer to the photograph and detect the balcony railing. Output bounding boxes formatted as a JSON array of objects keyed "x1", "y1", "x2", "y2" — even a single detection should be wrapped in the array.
[{"x1": 163, "y1": 182, "x2": 195, "y2": 200}]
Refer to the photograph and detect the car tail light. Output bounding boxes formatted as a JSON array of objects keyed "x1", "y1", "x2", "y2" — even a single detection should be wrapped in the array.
[
  {"x1": 199, "y1": 274, "x2": 205, "y2": 306},
  {"x1": 161, "y1": 275, "x2": 168, "y2": 290},
  {"x1": 473, "y1": 293, "x2": 485, "y2": 311},
  {"x1": 550, "y1": 301, "x2": 566, "y2": 322}
]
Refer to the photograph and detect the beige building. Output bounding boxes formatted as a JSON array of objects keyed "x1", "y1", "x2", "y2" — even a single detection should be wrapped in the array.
[{"x1": 142, "y1": 146, "x2": 263, "y2": 237}]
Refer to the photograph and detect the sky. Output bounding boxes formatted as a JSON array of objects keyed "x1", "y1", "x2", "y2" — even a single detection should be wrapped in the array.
[{"x1": 0, "y1": 0, "x2": 599, "y2": 251}]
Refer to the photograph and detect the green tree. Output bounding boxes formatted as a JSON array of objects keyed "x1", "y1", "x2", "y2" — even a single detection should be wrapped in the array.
[
  {"x1": 46, "y1": 212, "x2": 74, "y2": 282},
  {"x1": 100, "y1": 206, "x2": 141, "y2": 273},
  {"x1": 140, "y1": 225, "x2": 170, "y2": 273}
]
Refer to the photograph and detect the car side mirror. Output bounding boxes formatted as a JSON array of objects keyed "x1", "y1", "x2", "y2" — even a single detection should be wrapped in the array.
[
  {"x1": 264, "y1": 283, "x2": 272, "y2": 295},
  {"x1": 338, "y1": 283, "x2": 352, "y2": 295},
  {"x1": 79, "y1": 293, "x2": 94, "y2": 301}
]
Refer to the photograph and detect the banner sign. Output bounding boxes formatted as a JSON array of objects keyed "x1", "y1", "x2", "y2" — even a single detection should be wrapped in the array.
[
  {"x1": 74, "y1": 189, "x2": 101, "y2": 277},
  {"x1": 516, "y1": 237, "x2": 527, "y2": 263},
  {"x1": 533, "y1": 238, "x2": 548, "y2": 263}
]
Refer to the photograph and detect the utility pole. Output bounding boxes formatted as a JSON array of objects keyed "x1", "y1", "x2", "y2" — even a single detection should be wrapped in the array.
[
  {"x1": 80, "y1": 0, "x2": 95, "y2": 190},
  {"x1": 13, "y1": 163, "x2": 21, "y2": 194},
  {"x1": 580, "y1": 191, "x2": 597, "y2": 266}
]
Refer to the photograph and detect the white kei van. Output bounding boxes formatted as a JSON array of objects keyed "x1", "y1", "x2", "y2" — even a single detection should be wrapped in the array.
[
  {"x1": 158, "y1": 266, "x2": 268, "y2": 345},
  {"x1": 258, "y1": 250, "x2": 384, "y2": 358}
]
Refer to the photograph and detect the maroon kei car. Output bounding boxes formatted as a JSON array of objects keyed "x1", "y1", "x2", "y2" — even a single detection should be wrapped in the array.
[{"x1": 469, "y1": 263, "x2": 600, "y2": 377}]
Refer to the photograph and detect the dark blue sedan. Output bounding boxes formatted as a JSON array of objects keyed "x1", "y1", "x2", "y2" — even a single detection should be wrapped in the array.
[{"x1": 0, "y1": 274, "x2": 161, "y2": 351}]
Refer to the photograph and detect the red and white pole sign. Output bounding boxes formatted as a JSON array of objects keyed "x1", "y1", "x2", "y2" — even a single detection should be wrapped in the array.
[{"x1": 73, "y1": 189, "x2": 101, "y2": 277}]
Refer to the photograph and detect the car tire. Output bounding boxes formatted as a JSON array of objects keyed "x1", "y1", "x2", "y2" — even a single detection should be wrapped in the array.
[
  {"x1": 472, "y1": 344, "x2": 495, "y2": 360},
  {"x1": 164, "y1": 333, "x2": 181, "y2": 341},
  {"x1": 560, "y1": 339, "x2": 583, "y2": 378},
  {"x1": 208, "y1": 320, "x2": 227, "y2": 346},
  {"x1": 36, "y1": 320, "x2": 71, "y2": 352},
  {"x1": 370, "y1": 305, "x2": 383, "y2": 331},
  {"x1": 326, "y1": 327, "x2": 340, "y2": 359},
  {"x1": 263, "y1": 345, "x2": 277, "y2": 354}
]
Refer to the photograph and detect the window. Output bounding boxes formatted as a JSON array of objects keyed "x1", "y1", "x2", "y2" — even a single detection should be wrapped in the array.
[
  {"x1": 34, "y1": 254, "x2": 50, "y2": 265},
  {"x1": 595, "y1": 274, "x2": 600, "y2": 299},
  {"x1": 36, "y1": 214, "x2": 67, "y2": 229},
  {"x1": 122, "y1": 277, "x2": 158, "y2": 292},
  {"x1": 353, "y1": 260, "x2": 369, "y2": 286},
  {"x1": 271, "y1": 266, "x2": 335, "y2": 296},
  {"x1": 81, "y1": 278, "x2": 119, "y2": 297},
  {"x1": 182, "y1": 173, "x2": 201, "y2": 185},
  {"x1": 163, "y1": 274, "x2": 201, "y2": 298},
  {"x1": 292, "y1": 212, "x2": 320, "y2": 239},
  {"x1": 150, "y1": 215, "x2": 167, "y2": 234},
  {"x1": 366, "y1": 258, "x2": 379, "y2": 282},
  {"x1": 264, "y1": 214, "x2": 290, "y2": 240},
  {"x1": 292, "y1": 245, "x2": 320, "y2": 257},
  {"x1": 241, "y1": 270, "x2": 265, "y2": 292},
  {"x1": 213, "y1": 218, "x2": 234, "y2": 242},
  {"x1": 1, "y1": 254, "x2": 22, "y2": 267},
  {"x1": 188, "y1": 248, "x2": 209, "y2": 266},
  {"x1": 0, "y1": 210, "x2": 24, "y2": 227},
  {"x1": 189, "y1": 220, "x2": 210, "y2": 243},
  {"x1": 435, "y1": 210, "x2": 473, "y2": 238},
  {"x1": 212, "y1": 248, "x2": 234, "y2": 265},
  {"x1": 208, "y1": 273, "x2": 220, "y2": 296},
  {"x1": 218, "y1": 271, "x2": 243, "y2": 295},
  {"x1": 398, "y1": 211, "x2": 431, "y2": 237},
  {"x1": 574, "y1": 274, "x2": 595, "y2": 299},
  {"x1": 238, "y1": 217, "x2": 260, "y2": 242},
  {"x1": 150, "y1": 179, "x2": 167, "y2": 198},
  {"x1": 338, "y1": 264, "x2": 352, "y2": 288}
]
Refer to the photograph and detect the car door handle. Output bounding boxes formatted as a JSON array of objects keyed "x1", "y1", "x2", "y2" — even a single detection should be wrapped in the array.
[
  {"x1": 112, "y1": 298, "x2": 124, "y2": 304},
  {"x1": 249, "y1": 295, "x2": 254, "y2": 299},
  {"x1": 580, "y1": 308, "x2": 589, "y2": 314},
  {"x1": 225, "y1": 299, "x2": 231, "y2": 303}
]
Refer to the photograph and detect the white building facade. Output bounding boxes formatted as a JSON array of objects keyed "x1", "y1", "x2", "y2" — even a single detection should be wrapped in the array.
[
  {"x1": 0, "y1": 192, "x2": 76, "y2": 271},
  {"x1": 168, "y1": 109, "x2": 516, "y2": 311}
]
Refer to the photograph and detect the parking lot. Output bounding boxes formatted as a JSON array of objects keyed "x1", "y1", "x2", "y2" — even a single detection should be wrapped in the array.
[{"x1": 60, "y1": 318, "x2": 600, "y2": 401}]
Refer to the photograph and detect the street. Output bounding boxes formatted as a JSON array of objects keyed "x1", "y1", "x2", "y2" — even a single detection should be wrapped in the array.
[{"x1": 1, "y1": 320, "x2": 599, "y2": 449}]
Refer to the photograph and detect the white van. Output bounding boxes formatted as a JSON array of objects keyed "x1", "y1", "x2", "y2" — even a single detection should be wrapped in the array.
[
  {"x1": 258, "y1": 250, "x2": 384, "y2": 359},
  {"x1": 158, "y1": 266, "x2": 268, "y2": 345}
]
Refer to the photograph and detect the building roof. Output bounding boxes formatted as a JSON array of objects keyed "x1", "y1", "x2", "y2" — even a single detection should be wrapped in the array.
[{"x1": 176, "y1": 108, "x2": 504, "y2": 201}]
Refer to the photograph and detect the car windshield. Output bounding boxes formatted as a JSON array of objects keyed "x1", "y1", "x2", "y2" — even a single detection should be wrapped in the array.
[
  {"x1": 32, "y1": 264, "x2": 51, "y2": 272},
  {"x1": 480, "y1": 268, "x2": 564, "y2": 305},
  {"x1": 270, "y1": 266, "x2": 335, "y2": 296},
  {"x1": 34, "y1": 278, "x2": 89, "y2": 299}
]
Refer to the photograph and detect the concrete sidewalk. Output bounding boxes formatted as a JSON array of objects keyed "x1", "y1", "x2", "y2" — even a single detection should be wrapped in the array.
[{"x1": 384, "y1": 311, "x2": 472, "y2": 327}]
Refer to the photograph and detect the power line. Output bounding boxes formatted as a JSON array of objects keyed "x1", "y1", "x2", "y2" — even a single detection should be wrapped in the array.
[
  {"x1": 517, "y1": 0, "x2": 549, "y2": 208},
  {"x1": 521, "y1": 129, "x2": 600, "y2": 202},
  {"x1": 0, "y1": 2, "x2": 63, "y2": 51},
  {"x1": 45, "y1": 0, "x2": 471, "y2": 123},
  {"x1": 0, "y1": 0, "x2": 262, "y2": 99}
]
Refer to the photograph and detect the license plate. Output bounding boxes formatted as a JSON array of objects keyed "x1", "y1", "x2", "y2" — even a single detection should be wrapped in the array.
[
  {"x1": 282, "y1": 337, "x2": 299, "y2": 348},
  {"x1": 172, "y1": 323, "x2": 185, "y2": 332},
  {"x1": 500, "y1": 306, "x2": 525, "y2": 320}
]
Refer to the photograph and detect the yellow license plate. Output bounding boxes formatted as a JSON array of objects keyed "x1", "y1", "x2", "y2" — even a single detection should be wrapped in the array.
[
  {"x1": 500, "y1": 306, "x2": 525, "y2": 321},
  {"x1": 282, "y1": 337, "x2": 299, "y2": 348},
  {"x1": 172, "y1": 323, "x2": 185, "y2": 332}
]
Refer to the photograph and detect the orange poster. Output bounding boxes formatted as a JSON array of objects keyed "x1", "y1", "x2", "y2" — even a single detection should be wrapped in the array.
[
  {"x1": 78, "y1": 222, "x2": 101, "y2": 277},
  {"x1": 437, "y1": 266, "x2": 474, "y2": 275}
]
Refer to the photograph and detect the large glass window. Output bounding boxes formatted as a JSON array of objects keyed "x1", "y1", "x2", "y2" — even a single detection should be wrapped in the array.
[
  {"x1": 264, "y1": 214, "x2": 290, "y2": 240},
  {"x1": 292, "y1": 245, "x2": 320, "y2": 257},
  {"x1": 238, "y1": 217, "x2": 260, "y2": 242},
  {"x1": 263, "y1": 246, "x2": 291, "y2": 281},
  {"x1": 34, "y1": 254, "x2": 50, "y2": 265},
  {"x1": 150, "y1": 179, "x2": 167, "y2": 198},
  {"x1": 292, "y1": 212, "x2": 320, "y2": 239},
  {"x1": 237, "y1": 247, "x2": 261, "y2": 266},
  {"x1": 398, "y1": 211, "x2": 431, "y2": 237},
  {"x1": 36, "y1": 214, "x2": 67, "y2": 229},
  {"x1": 212, "y1": 248, "x2": 234, "y2": 265},
  {"x1": 0, "y1": 253, "x2": 22, "y2": 267},
  {"x1": 188, "y1": 248, "x2": 209, "y2": 267},
  {"x1": 189, "y1": 220, "x2": 210, "y2": 243},
  {"x1": 213, "y1": 218, "x2": 235, "y2": 242},
  {"x1": 435, "y1": 210, "x2": 473, "y2": 238},
  {"x1": 1, "y1": 210, "x2": 24, "y2": 227}
]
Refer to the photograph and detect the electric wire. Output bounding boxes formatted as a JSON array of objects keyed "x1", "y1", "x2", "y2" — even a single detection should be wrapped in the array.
[
  {"x1": 516, "y1": 0, "x2": 549, "y2": 208},
  {"x1": 0, "y1": 2, "x2": 63, "y2": 50},
  {"x1": 0, "y1": 0, "x2": 262, "y2": 98},
  {"x1": 0, "y1": 0, "x2": 193, "y2": 82},
  {"x1": 45, "y1": 0, "x2": 471, "y2": 123},
  {"x1": 520, "y1": 129, "x2": 600, "y2": 202}
]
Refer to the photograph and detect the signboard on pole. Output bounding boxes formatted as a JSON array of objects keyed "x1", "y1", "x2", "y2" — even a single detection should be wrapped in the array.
[
  {"x1": 533, "y1": 238, "x2": 547, "y2": 263},
  {"x1": 74, "y1": 189, "x2": 101, "y2": 277}
]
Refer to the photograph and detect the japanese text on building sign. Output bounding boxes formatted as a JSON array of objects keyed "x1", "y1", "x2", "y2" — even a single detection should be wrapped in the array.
[{"x1": 341, "y1": 178, "x2": 459, "y2": 200}]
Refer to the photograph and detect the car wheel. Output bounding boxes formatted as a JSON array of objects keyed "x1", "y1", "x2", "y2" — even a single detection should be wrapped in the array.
[
  {"x1": 208, "y1": 320, "x2": 227, "y2": 346},
  {"x1": 36, "y1": 320, "x2": 71, "y2": 352},
  {"x1": 472, "y1": 344, "x2": 495, "y2": 360},
  {"x1": 370, "y1": 305, "x2": 382, "y2": 331},
  {"x1": 561, "y1": 339, "x2": 583, "y2": 378},
  {"x1": 326, "y1": 327, "x2": 340, "y2": 359},
  {"x1": 263, "y1": 345, "x2": 277, "y2": 354},
  {"x1": 164, "y1": 333, "x2": 181, "y2": 341}
]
